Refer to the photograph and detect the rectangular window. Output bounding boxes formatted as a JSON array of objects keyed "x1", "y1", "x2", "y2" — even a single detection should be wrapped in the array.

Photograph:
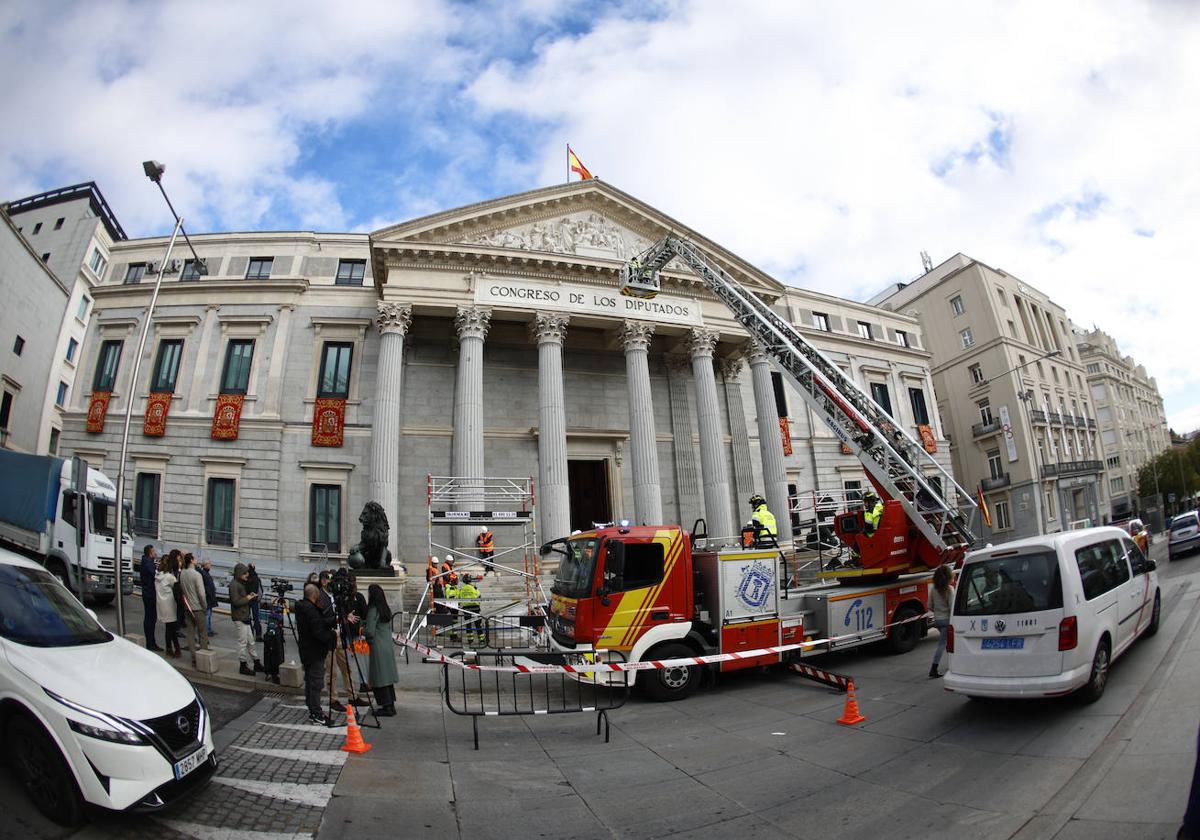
[
  {"x1": 770, "y1": 371, "x2": 788, "y2": 416},
  {"x1": 181, "y1": 259, "x2": 204, "y2": 280},
  {"x1": 12, "y1": 335, "x2": 24, "y2": 355},
  {"x1": 317, "y1": 342, "x2": 353, "y2": 398},
  {"x1": 245, "y1": 257, "x2": 273, "y2": 280},
  {"x1": 54, "y1": 217, "x2": 64, "y2": 230},
  {"x1": 1045, "y1": 486, "x2": 1055, "y2": 519},
  {"x1": 48, "y1": 428, "x2": 59, "y2": 455},
  {"x1": 1007, "y1": 320, "x2": 1017, "y2": 338},
  {"x1": 987, "y1": 449, "x2": 1003, "y2": 480},
  {"x1": 93, "y1": 339, "x2": 123, "y2": 391},
  {"x1": 960, "y1": 327, "x2": 975, "y2": 348},
  {"x1": 0, "y1": 391, "x2": 12, "y2": 430},
  {"x1": 996, "y1": 288, "x2": 1008, "y2": 306},
  {"x1": 56, "y1": 381, "x2": 68, "y2": 407},
  {"x1": 32, "y1": 222, "x2": 42, "y2": 235},
  {"x1": 869, "y1": 382, "x2": 893, "y2": 417},
  {"x1": 856, "y1": 321, "x2": 872, "y2": 340},
  {"x1": 123, "y1": 263, "x2": 146, "y2": 285},
  {"x1": 895, "y1": 330, "x2": 909, "y2": 347},
  {"x1": 992, "y1": 500, "x2": 1011, "y2": 530},
  {"x1": 76, "y1": 296, "x2": 90, "y2": 320},
  {"x1": 151, "y1": 339, "x2": 184, "y2": 392},
  {"x1": 1106, "y1": 455, "x2": 1120, "y2": 468},
  {"x1": 41, "y1": 253, "x2": 50, "y2": 263},
  {"x1": 978, "y1": 399, "x2": 993, "y2": 426},
  {"x1": 908, "y1": 388, "x2": 930, "y2": 425},
  {"x1": 843, "y1": 480, "x2": 863, "y2": 508},
  {"x1": 310, "y1": 484, "x2": 342, "y2": 553},
  {"x1": 88, "y1": 248, "x2": 107, "y2": 277},
  {"x1": 65, "y1": 337, "x2": 78, "y2": 362},
  {"x1": 1086, "y1": 363, "x2": 1101, "y2": 374},
  {"x1": 811, "y1": 312, "x2": 830, "y2": 331},
  {"x1": 1110, "y1": 476, "x2": 1125, "y2": 493},
  {"x1": 220, "y1": 339, "x2": 255, "y2": 394},
  {"x1": 335, "y1": 259, "x2": 366, "y2": 285},
  {"x1": 950, "y1": 295, "x2": 965, "y2": 316},
  {"x1": 969, "y1": 364, "x2": 984, "y2": 384},
  {"x1": 134, "y1": 473, "x2": 160, "y2": 537},
  {"x1": 611, "y1": 541, "x2": 666, "y2": 592},
  {"x1": 205, "y1": 478, "x2": 235, "y2": 546}
]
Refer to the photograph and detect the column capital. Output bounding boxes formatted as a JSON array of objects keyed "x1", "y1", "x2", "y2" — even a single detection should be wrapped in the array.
[
  {"x1": 376, "y1": 301, "x2": 413, "y2": 336},
  {"x1": 718, "y1": 355, "x2": 744, "y2": 382},
  {"x1": 530, "y1": 312, "x2": 569, "y2": 345},
  {"x1": 618, "y1": 320, "x2": 655, "y2": 353},
  {"x1": 454, "y1": 306, "x2": 492, "y2": 341},
  {"x1": 744, "y1": 339, "x2": 772, "y2": 366},
  {"x1": 687, "y1": 328, "x2": 719, "y2": 359}
]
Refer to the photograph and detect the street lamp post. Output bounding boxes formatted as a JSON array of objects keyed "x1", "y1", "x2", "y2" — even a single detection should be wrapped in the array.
[{"x1": 111, "y1": 162, "x2": 205, "y2": 635}]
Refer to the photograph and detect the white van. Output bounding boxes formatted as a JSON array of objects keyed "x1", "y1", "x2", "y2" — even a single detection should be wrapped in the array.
[
  {"x1": 944, "y1": 526, "x2": 1160, "y2": 702},
  {"x1": 0, "y1": 546, "x2": 215, "y2": 825}
]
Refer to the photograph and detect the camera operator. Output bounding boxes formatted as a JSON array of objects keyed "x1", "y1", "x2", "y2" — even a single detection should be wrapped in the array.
[
  {"x1": 322, "y1": 569, "x2": 368, "y2": 710},
  {"x1": 295, "y1": 583, "x2": 334, "y2": 725}
]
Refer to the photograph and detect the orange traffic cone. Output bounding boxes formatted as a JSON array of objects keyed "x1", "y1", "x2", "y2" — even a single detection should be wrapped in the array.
[
  {"x1": 836, "y1": 680, "x2": 866, "y2": 726},
  {"x1": 341, "y1": 705, "x2": 373, "y2": 753}
]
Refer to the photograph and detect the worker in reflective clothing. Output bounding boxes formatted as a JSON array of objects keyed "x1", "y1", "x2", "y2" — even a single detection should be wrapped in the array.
[
  {"x1": 440, "y1": 555, "x2": 457, "y2": 587},
  {"x1": 748, "y1": 494, "x2": 777, "y2": 546},
  {"x1": 476, "y1": 526, "x2": 495, "y2": 576},
  {"x1": 863, "y1": 492, "x2": 884, "y2": 536},
  {"x1": 457, "y1": 574, "x2": 484, "y2": 645}
]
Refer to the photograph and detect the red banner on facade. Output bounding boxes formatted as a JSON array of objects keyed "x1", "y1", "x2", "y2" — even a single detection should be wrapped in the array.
[
  {"x1": 778, "y1": 416, "x2": 793, "y2": 456},
  {"x1": 311, "y1": 398, "x2": 346, "y2": 447},
  {"x1": 917, "y1": 423, "x2": 937, "y2": 454},
  {"x1": 143, "y1": 392, "x2": 173, "y2": 437},
  {"x1": 86, "y1": 391, "x2": 112, "y2": 433},
  {"x1": 211, "y1": 394, "x2": 244, "y2": 440}
]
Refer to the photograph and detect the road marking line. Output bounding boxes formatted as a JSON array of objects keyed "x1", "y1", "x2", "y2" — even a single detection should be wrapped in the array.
[
  {"x1": 158, "y1": 819, "x2": 314, "y2": 840},
  {"x1": 230, "y1": 746, "x2": 348, "y2": 765},
  {"x1": 260, "y1": 721, "x2": 347, "y2": 735},
  {"x1": 211, "y1": 777, "x2": 334, "y2": 808}
]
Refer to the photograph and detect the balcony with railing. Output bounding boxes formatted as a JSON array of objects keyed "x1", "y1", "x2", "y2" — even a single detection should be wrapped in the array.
[
  {"x1": 1087, "y1": 418, "x2": 1096, "y2": 429},
  {"x1": 1062, "y1": 415, "x2": 1076, "y2": 427},
  {"x1": 1040, "y1": 460, "x2": 1103, "y2": 478},
  {"x1": 1076, "y1": 416, "x2": 1089, "y2": 427},
  {"x1": 1048, "y1": 412, "x2": 1063, "y2": 424},
  {"x1": 981, "y1": 473, "x2": 1011, "y2": 491},
  {"x1": 972, "y1": 419, "x2": 1002, "y2": 438},
  {"x1": 1030, "y1": 409, "x2": 1047, "y2": 424}
]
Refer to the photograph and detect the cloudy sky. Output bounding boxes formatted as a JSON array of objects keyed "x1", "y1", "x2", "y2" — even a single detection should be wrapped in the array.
[{"x1": 2, "y1": 1, "x2": 1196, "y2": 430}]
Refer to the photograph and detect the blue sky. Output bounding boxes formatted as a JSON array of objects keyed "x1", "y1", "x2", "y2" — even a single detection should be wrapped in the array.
[{"x1": 2, "y1": 0, "x2": 1199, "y2": 433}]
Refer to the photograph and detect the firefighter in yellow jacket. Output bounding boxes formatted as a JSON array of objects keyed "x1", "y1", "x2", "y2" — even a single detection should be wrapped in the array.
[
  {"x1": 862, "y1": 492, "x2": 884, "y2": 536},
  {"x1": 748, "y1": 494, "x2": 777, "y2": 547}
]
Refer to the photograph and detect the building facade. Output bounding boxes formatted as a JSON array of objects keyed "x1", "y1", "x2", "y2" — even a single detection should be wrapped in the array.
[
  {"x1": 2, "y1": 183, "x2": 125, "y2": 454},
  {"x1": 873, "y1": 254, "x2": 1106, "y2": 541},
  {"x1": 1075, "y1": 327, "x2": 1170, "y2": 519},
  {"x1": 55, "y1": 180, "x2": 952, "y2": 577}
]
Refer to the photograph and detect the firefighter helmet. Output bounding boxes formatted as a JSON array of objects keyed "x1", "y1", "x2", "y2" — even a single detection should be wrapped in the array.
[{"x1": 749, "y1": 494, "x2": 766, "y2": 509}]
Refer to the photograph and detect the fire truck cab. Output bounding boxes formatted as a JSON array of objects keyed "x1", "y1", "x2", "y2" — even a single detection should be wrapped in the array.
[{"x1": 546, "y1": 525, "x2": 932, "y2": 701}]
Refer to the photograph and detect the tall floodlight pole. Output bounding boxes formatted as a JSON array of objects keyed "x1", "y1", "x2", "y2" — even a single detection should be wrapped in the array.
[{"x1": 112, "y1": 161, "x2": 206, "y2": 635}]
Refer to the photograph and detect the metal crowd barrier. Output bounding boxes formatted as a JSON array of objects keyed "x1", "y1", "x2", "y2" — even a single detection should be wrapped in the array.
[
  {"x1": 443, "y1": 650, "x2": 630, "y2": 750},
  {"x1": 394, "y1": 610, "x2": 547, "y2": 660}
]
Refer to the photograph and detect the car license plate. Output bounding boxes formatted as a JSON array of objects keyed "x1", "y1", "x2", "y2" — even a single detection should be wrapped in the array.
[
  {"x1": 981, "y1": 637, "x2": 1024, "y2": 650},
  {"x1": 173, "y1": 745, "x2": 208, "y2": 780}
]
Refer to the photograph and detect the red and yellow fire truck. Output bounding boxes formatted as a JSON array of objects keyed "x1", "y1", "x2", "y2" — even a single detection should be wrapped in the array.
[{"x1": 546, "y1": 525, "x2": 932, "y2": 701}]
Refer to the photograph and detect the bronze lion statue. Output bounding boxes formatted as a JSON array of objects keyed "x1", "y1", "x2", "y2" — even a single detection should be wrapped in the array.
[{"x1": 347, "y1": 501, "x2": 393, "y2": 571}]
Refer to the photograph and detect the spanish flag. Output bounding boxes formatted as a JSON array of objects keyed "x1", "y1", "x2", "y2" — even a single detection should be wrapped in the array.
[
  {"x1": 568, "y1": 145, "x2": 593, "y2": 180},
  {"x1": 976, "y1": 486, "x2": 993, "y2": 529}
]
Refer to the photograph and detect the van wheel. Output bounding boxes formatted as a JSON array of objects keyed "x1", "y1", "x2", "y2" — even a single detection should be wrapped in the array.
[
  {"x1": 6, "y1": 715, "x2": 84, "y2": 827},
  {"x1": 640, "y1": 643, "x2": 701, "y2": 702},
  {"x1": 887, "y1": 605, "x2": 921, "y2": 655},
  {"x1": 1145, "y1": 592, "x2": 1161, "y2": 637},
  {"x1": 1080, "y1": 640, "x2": 1110, "y2": 704}
]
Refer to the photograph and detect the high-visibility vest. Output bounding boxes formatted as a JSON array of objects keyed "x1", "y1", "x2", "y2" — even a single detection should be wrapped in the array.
[
  {"x1": 444, "y1": 584, "x2": 458, "y2": 599},
  {"x1": 457, "y1": 583, "x2": 481, "y2": 608},
  {"x1": 864, "y1": 501, "x2": 884, "y2": 534},
  {"x1": 751, "y1": 504, "x2": 777, "y2": 537},
  {"x1": 426, "y1": 562, "x2": 437, "y2": 582},
  {"x1": 477, "y1": 531, "x2": 494, "y2": 551}
]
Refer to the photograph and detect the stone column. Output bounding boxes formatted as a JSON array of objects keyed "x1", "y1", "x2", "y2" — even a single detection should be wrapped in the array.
[
  {"x1": 720, "y1": 355, "x2": 756, "y2": 525},
  {"x1": 689, "y1": 329, "x2": 733, "y2": 540},
  {"x1": 666, "y1": 356, "x2": 700, "y2": 527},
  {"x1": 747, "y1": 341, "x2": 793, "y2": 545},
  {"x1": 452, "y1": 306, "x2": 491, "y2": 553},
  {"x1": 532, "y1": 313, "x2": 571, "y2": 544},
  {"x1": 619, "y1": 321, "x2": 663, "y2": 525},
  {"x1": 370, "y1": 302, "x2": 412, "y2": 564}
]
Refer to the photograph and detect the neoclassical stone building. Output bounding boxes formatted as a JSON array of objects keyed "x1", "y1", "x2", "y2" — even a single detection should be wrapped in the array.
[{"x1": 58, "y1": 180, "x2": 953, "y2": 576}]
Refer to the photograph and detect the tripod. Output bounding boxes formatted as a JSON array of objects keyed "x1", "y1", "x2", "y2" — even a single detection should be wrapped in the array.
[{"x1": 325, "y1": 612, "x2": 381, "y2": 729}]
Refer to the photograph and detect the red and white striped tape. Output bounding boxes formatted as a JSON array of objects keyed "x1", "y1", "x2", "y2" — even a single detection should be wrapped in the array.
[{"x1": 393, "y1": 610, "x2": 930, "y2": 674}]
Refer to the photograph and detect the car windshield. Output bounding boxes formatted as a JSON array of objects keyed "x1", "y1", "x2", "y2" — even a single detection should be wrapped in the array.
[
  {"x1": 954, "y1": 551, "x2": 1064, "y2": 616},
  {"x1": 0, "y1": 564, "x2": 111, "y2": 647},
  {"x1": 552, "y1": 538, "x2": 598, "y2": 598},
  {"x1": 1171, "y1": 514, "x2": 1198, "y2": 533}
]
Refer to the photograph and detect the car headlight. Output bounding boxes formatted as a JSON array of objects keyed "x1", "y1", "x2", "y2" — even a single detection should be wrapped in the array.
[
  {"x1": 44, "y1": 688, "x2": 146, "y2": 745},
  {"x1": 67, "y1": 718, "x2": 145, "y2": 745}
]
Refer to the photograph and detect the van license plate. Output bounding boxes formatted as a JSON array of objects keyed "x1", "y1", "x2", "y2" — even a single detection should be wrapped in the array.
[
  {"x1": 174, "y1": 745, "x2": 208, "y2": 780},
  {"x1": 981, "y1": 637, "x2": 1024, "y2": 650}
]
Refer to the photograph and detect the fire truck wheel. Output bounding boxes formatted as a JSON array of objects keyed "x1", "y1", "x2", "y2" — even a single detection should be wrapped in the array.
[
  {"x1": 640, "y1": 643, "x2": 701, "y2": 702},
  {"x1": 887, "y1": 605, "x2": 921, "y2": 655}
]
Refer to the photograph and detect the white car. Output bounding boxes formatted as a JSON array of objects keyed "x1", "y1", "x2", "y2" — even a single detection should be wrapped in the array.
[
  {"x1": 944, "y1": 526, "x2": 1160, "y2": 702},
  {"x1": 0, "y1": 546, "x2": 215, "y2": 825}
]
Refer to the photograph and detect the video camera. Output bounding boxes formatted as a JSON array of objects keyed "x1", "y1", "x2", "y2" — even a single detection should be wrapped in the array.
[
  {"x1": 328, "y1": 567, "x2": 356, "y2": 618},
  {"x1": 269, "y1": 577, "x2": 294, "y2": 597}
]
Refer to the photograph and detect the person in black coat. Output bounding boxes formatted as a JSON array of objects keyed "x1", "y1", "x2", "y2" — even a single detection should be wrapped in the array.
[
  {"x1": 138, "y1": 545, "x2": 160, "y2": 651},
  {"x1": 200, "y1": 558, "x2": 218, "y2": 635},
  {"x1": 247, "y1": 563, "x2": 264, "y2": 641},
  {"x1": 295, "y1": 582, "x2": 335, "y2": 725}
]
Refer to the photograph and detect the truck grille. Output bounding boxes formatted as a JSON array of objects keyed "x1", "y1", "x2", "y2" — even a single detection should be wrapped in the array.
[{"x1": 140, "y1": 699, "x2": 201, "y2": 758}]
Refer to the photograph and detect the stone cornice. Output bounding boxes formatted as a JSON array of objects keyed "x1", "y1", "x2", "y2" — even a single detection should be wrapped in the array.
[{"x1": 92, "y1": 278, "x2": 310, "y2": 304}]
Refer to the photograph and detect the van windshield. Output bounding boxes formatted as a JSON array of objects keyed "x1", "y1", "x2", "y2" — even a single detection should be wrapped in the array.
[{"x1": 955, "y1": 551, "x2": 1064, "y2": 616}]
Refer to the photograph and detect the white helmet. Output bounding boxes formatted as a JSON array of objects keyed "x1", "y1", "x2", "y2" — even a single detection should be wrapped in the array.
[
  {"x1": 444, "y1": 554, "x2": 454, "y2": 564},
  {"x1": 480, "y1": 525, "x2": 489, "y2": 533}
]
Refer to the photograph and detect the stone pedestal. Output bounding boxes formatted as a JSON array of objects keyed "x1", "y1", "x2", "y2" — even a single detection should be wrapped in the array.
[
  {"x1": 278, "y1": 662, "x2": 304, "y2": 689},
  {"x1": 193, "y1": 648, "x2": 220, "y2": 675},
  {"x1": 352, "y1": 571, "x2": 406, "y2": 618}
]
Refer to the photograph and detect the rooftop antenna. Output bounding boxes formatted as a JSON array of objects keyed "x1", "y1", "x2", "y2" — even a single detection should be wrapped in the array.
[{"x1": 920, "y1": 251, "x2": 933, "y2": 273}]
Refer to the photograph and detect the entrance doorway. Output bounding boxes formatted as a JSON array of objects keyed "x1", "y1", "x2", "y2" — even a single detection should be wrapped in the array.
[{"x1": 568, "y1": 459, "x2": 612, "y2": 532}]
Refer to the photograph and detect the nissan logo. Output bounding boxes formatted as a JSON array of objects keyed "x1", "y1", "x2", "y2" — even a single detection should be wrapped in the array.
[
  {"x1": 176, "y1": 714, "x2": 191, "y2": 736},
  {"x1": 995, "y1": 619, "x2": 1007, "y2": 633}
]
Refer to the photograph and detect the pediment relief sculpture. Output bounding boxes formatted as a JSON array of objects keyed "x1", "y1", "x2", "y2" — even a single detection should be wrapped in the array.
[{"x1": 460, "y1": 212, "x2": 654, "y2": 262}]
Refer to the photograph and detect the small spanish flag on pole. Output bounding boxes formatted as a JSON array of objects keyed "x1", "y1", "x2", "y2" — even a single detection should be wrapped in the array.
[
  {"x1": 976, "y1": 486, "x2": 993, "y2": 529},
  {"x1": 568, "y1": 144, "x2": 593, "y2": 181}
]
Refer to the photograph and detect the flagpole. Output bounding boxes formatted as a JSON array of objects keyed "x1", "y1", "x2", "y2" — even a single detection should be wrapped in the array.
[{"x1": 566, "y1": 143, "x2": 570, "y2": 183}]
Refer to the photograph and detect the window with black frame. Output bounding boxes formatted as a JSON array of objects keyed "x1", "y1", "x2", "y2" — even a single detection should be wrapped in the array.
[
  {"x1": 317, "y1": 342, "x2": 353, "y2": 398},
  {"x1": 220, "y1": 340, "x2": 255, "y2": 394},
  {"x1": 206, "y1": 478, "x2": 235, "y2": 546},
  {"x1": 310, "y1": 484, "x2": 341, "y2": 553},
  {"x1": 134, "y1": 473, "x2": 160, "y2": 537},
  {"x1": 245, "y1": 257, "x2": 273, "y2": 280},
  {"x1": 93, "y1": 340, "x2": 123, "y2": 391},
  {"x1": 150, "y1": 339, "x2": 184, "y2": 392},
  {"x1": 335, "y1": 259, "x2": 365, "y2": 285}
]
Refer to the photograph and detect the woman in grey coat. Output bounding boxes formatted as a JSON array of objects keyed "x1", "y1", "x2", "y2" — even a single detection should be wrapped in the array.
[
  {"x1": 929, "y1": 564, "x2": 955, "y2": 678},
  {"x1": 362, "y1": 584, "x2": 398, "y2": 715}
]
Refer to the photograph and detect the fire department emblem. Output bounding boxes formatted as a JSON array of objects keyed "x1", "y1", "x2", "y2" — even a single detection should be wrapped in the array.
[{"x1": 735, "y1": 560, "x2": 774, "y2": 611}]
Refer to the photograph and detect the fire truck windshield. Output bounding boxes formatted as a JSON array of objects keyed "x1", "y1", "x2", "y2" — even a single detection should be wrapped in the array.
[{"x1": 552, "y1": 537, "x2": 599, "y2": 598}]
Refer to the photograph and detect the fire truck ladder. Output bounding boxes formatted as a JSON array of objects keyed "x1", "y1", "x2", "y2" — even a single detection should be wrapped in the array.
[{"x1": 620, "y1": 237, "x2": 977, "y2": 561}]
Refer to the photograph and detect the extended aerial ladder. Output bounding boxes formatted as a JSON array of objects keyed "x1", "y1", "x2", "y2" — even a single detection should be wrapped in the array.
[{"x1": 619, "y1": 237, "x2": 978, "y2": 572}]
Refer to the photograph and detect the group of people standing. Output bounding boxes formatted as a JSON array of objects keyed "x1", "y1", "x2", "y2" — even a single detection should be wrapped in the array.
[{"x1": 139, "y1": 544, "x2": 219, "y2": 666}]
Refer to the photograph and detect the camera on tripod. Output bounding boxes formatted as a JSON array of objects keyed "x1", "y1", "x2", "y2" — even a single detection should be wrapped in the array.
[
  {"x1": 328, "y1": 567, "x2": 356, "y2": 618},
  {"x1": 270, "y1": 577, "x2": 294, "y2": 598}
]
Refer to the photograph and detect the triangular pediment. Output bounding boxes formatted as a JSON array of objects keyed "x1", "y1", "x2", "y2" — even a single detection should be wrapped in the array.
[{"x1": 369, "y1": 180, "x2": 786, "y2": 299}]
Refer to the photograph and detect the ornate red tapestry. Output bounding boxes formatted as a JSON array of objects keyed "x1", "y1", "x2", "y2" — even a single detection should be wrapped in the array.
[
  {"x1": 143, "y1": 392, "x2": 173, "y2": 437},
  {"x1": 917, "y1": 423, "x2": 938, "y2": 454},
  {"x1": 778, "y1": 416, "x2": 793, "y2": 456},
  {"x1": 312, "y1": 398, "x2": 346, "y2": 447},
  {"x1": 211, "y1": 394, "x2": 245, "y2": 441},
  {"x1": 86, "y1": 391, "x2": 112, "y2": 433}
]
